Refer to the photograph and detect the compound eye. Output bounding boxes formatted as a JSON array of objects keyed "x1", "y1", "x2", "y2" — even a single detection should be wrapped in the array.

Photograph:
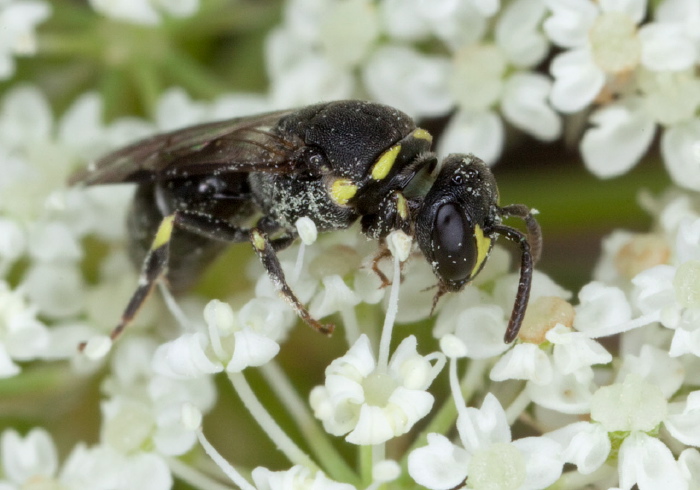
[{"x1": 431, "y1": 203, "x2": 476, "y2": 283}]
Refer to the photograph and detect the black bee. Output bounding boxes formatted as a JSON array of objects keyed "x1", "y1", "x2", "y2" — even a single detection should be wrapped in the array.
[{"x1": 70, "y1": 100, "x2": 541, "y2": 344}]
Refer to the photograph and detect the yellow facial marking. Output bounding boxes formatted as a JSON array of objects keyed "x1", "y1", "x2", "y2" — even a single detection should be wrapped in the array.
[
  {"x1": 371, "y1": 145, "x2": 401, "y2": 180},
  {"x1": 252, "y1": 229, "x2": 266, "y2": 251},
  {"x1": 152, "y1": 215, "x2": 175, "y2": 250},
  {"x1": 330, "y1": 178, "x2": 358, "y2": 205},
  {"x1": 472, "y1": 225, "x2": 492, "y2": 277},
  {"x1": 412, "y1": 128, "x2": 433, "y2": 142},
  {"x1": 396, "y1": 192, "x2": 408, "y2": 220}
]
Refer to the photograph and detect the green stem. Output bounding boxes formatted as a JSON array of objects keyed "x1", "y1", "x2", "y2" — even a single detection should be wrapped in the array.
[
  {"x1": 129, "y1": 59, "x2": 161, "y2": 117},
  {"x1": 259, "y1": 362, "x2": 360, "y2": 486},
  {"x1": 504, "y1": 388, "x2": 531, "y2": 426},
  {"x1": 359, "y1": 444, "x2": 374, "y2": 486},
  {"x1": 228, "y1": 371, "x2": 319, "y2": 471},
  {"x1": 99, "y1": 68, "x2": 130, "y2": 122},
  {"x1": 36, "y1": 33, "x2": 103, "y2": 58},
  {"x1": 166, "y1": 456, "x2": 235, "y2": 490},
  {"x1": 163, "y1": 51, "x2": 230, "y2": 99}
]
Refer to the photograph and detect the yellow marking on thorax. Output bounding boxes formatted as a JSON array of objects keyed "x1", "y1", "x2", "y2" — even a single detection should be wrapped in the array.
[
  {"x1": 330, "y1": 178, "x2": 358, "y2": 205},
  {"x1": 412, "y1": 128, "x2": 433, "y2": 142},
  {"x1": 371, "y1": 145, "x2": 401, "y2": 180},
  {"x1": 152, "y1": 215, "x2": 175, "y2": 250},
  {"x1": 471, "y1": 225, "x2": 492, "y2": 278}
]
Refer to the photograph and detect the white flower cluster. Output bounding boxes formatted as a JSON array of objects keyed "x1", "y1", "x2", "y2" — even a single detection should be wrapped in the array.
[
  {"x1": 3, "y1": 1, "x2": 700, "y2": 489},
  {"x1": 267, "y1": 0, "x2": 700, "y2": 189},
  {"x1": 398, "y1": 188, "x2": 700, "y2": 489}
]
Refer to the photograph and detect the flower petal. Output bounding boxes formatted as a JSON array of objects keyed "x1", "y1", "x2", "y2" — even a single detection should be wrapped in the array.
[
  {"x1": 490, "y1": 343, "x2": 553, "y2": 385},
  {"x1": 549, "y1": 48, "x2": 605, "y2": 113},
  {"x1": 1, "y1": 428, "x2": 57, "y2": 484},
  {"x1": 581, "y1": 102, "x2": 656, "y2": 178},
  {"x1": 345, "y1": 404, "x2": 395, "y2": 445},
  {"x1": 497, "y1": 0, "x2": 549, "y2": 67},
  {"x1": 511, "y1": 436, "x2": 564, "y2": 489},
  {"x1": 618, "y1": 432, "x2": 687, "y2": 490},
  {"x1": 437, "y1": 110, "x2": 504, "y2": 165},
  {"x1": 661, "y1": 119, "x2": 700, "y2": 192},
  {"x1": 152, "y1": 332, "x2": 223, "y2": 379},
  {"x1": 362, "y1": 45, "x2": 452, "y2": 119},
  {"x1": 502, "y1": 73, "x2": 561, "y2": 141},
  {"x1": 545, "y1": 421, "x2": 611, "y2": 474},
  {"x1": 408, "y1": 433, "x2": 471, "y2": 490},
  {"x1": 639, "y1": 23, "x2": 696, "y2": 71},
  {"x1": 543, "y1": 0, "x2": 599, "y2": 48},
  {"x1": 227, "y1": 329, "x2": 281, "y2": 372},
  {"x1": 599, "y1": 0, "x2": 646, "y2": 23},
  {"x1": 665, "y1": 391, "x2": 700, "y2": 446}
]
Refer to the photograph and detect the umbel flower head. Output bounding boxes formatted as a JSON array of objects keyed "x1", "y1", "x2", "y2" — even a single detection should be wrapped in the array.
[{"x1": 310, "y1": 334, "x2": 445, "y2": 445}]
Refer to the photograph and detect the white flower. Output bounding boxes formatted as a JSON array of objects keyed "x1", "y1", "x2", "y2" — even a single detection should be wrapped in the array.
[
  {"x1": 89, "y1": 0, "x2": 199, "y2": 25},
  {"x1": 310, "y1": 334, "x2": 444, "y2": 445},
  {"x1": 252, "y1": 465, "x2": 356, "y2": 490},
  {"x1": 0, "y1": 428, "x2": 167, "y2": 490},
  {"x1": 618, "y1": 433, "x2": 688, "y2": 490},
  {"x1": 0, "y1": 0, "x2": 50, "y2": 80},
  {"x1": 630, "y1": 218, "x2": 700, "y2": 356},
  {"x1": 579, "y1": 79, "x2": 700, "y2": 188},
  {"x1": 408, "y1": 393, "x2": 563, "y2": 490},
  {"x1": 365, "y1": 0, "x2": 559, "y2": 164},
  {"x1": 0, "y1": 216, "x2": 25, "y2": 276},
  {"x1": 266, "y1": 0, "x2": 379, "y2": 107},
  {"x1": 103, "y1": 337, "x2": 216, "y2": 457},
  {"x1": 590, "y1": 373, "x2": 694, "y2": 490},
  {"x1": 544, "y1": 0, "x2": 695, "y2": 113},
  {"x1": 154, "y1": 298, "x2": 287, "y2": 377},
  {"x1": 362, "y1": 45, "x2": 453, "y2": 119},
  {"x1": 0, "y1": 280, "x2": 50, "y2": 377},
  {"x1": 0, "y1": 428, "x2": 57, "y2": 486}
]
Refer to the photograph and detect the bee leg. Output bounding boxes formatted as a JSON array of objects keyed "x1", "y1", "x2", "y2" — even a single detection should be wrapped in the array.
[
  {"x1": 500, "y1": 204, "x2": 542, "y2": 264},
  {"x1": 371, "y1": 244, "x2": 392, "y2": 288},
  {"x1": 81, "y1": 212, "x2": 254, "y2": 350},
  {"x1": 493, "y1": 224, "x2": 533, "y2": 343},
  {"x1": 250, "y1": 228, "x2": 334, "y2": 336},
  {"x1": 79, "y1": 214, "x2": 179, "y2": 351}
]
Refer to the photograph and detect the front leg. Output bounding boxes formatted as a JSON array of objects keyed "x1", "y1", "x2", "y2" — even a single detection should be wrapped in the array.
[
  {"x1": 250, "y1": 228, "x2": 334, "y2": 335},
  {"x1": 361, "y1": 191, "x2": 411, "y2": 239}
]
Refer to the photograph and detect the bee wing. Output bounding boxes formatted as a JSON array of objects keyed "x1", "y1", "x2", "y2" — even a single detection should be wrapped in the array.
[{"x1": 70, "y1": 109, "x2": 302, "y2": 185}]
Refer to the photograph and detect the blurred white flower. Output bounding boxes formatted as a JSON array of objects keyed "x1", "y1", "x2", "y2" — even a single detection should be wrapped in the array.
[
  {"x1": 0, "y1": 0, "x2": 50, "y2": 80},
  {"x1": 0, "y1": 428, "x2": 169, "y2": 490},
  {"x1": 266, "y1": 0, "x2": 379, "y2": 107},
  {"x1": 310, "y1": 334, "x2": 444, "y2": 445},
  {"x1": 89, "y1": 0, "x2": 199, "y2": 25},
  {"x1": 252, "y1": 465, "x2": 356, "y2": 490},
  {"x1": 103, "y1": 337, "x2": 216, "y2": 458},
  {"x1": 544, "y1": 0, "x2": 695, "y2": 113},
  {"x1": 364, "y1": 0, "x2": 560, "y2": 164},
  {"x1": 0, "y1": 280, "x2": 50, "y2": 377}
]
